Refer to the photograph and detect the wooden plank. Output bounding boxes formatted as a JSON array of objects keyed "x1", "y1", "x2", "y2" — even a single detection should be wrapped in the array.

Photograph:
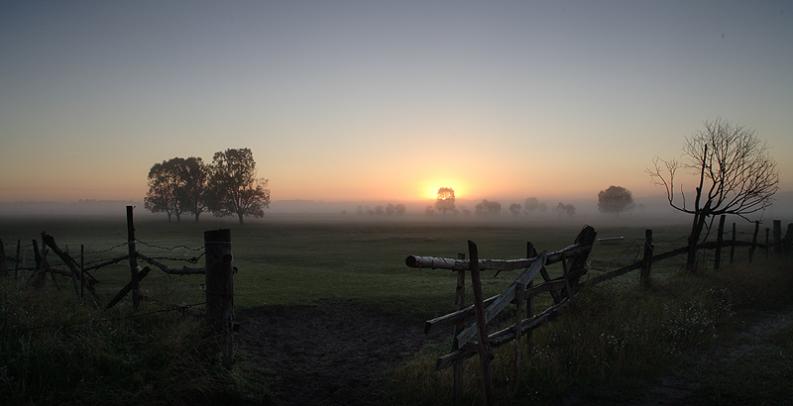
[
  {"x1": 137, "y1": 253, "x2": 205, "y2": 274},
  {"x1": 42, "y1": 233, "x2": 98, "y2": 300},
  {"x1": 105, "y1": 267, "x2": 151, "y2": 309},
  {"x1": 436, "y1": 299, "x2": 570, "y2": 370},
  {"x1": 584, "y1": 261, "x2": 642, "y2": 286},
  {"x1": 424, "y1": 295, "x2": 500, "y2": 334},
  {"x1": 405, "y1": 243, "x2": 590, "y2": 272},
  {"x1": 455, "y1": 254, "x2": 546, "y2": 347},
  {"x1": 466, "y1": 240, "x2": 493, "y2": 406},
  {"x1": 83, "y1": 255, "x2": 130, "y2": 272}
]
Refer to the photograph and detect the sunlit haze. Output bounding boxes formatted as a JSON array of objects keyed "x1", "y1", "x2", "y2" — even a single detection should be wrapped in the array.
[{"x1": 1, "y1": 1, "x2": 792, "y2": 203}]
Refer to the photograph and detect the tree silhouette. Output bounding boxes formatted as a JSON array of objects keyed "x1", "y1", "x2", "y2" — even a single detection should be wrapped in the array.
[
  {"x1": 475, "y1": 199, "x2": 502, "y2": 216},
  {"x1": 597, "y1": 185, "x2": 634, "y2": 215},
  {"x1": 435, "y1": 187, "x2": 456, "y2": 214},
  {"x1": 207, "y1": 148, "x2": 271, "y2": 224},
  {"x1": 508, "y1": 203, "x2": 522, "y2": 216},
  {"x1": 174, "y1": 157, "x2": 209, "y2": 222},
  {"x1": 555, "y1": 202, "x2": 576, "y2": 217},
  {"x1": 144, "y1": 159, "x2": 184, "y2": 222},
  {"x1": 650, "y1": 119, "x2": 779, "y2": 272}
]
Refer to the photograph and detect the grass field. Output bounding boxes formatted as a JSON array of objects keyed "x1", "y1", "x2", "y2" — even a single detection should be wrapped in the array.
[
  {"x1": 0, "y1": 216, "x2": 704, "y2": 314},
  {"x1": 1, "y1": 215, "x2": 787, "y2": 405}
]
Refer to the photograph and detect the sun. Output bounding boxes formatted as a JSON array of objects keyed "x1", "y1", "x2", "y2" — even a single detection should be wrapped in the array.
[{"x1": 421, "y1": 180, "x2": 466, "y2": 200}]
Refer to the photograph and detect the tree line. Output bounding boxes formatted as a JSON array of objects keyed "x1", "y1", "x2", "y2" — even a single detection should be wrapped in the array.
[{"x1": 144, "y1": 148, "x2": 270, "y2": 224}]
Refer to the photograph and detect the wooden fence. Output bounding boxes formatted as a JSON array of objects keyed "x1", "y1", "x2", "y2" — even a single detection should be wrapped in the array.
[
  {"x1": 0, "y1": 206, "x2": 237, "y2": 368},
  {"x1": 405, "y1": 216, "x2": 793, "y2": 406}
]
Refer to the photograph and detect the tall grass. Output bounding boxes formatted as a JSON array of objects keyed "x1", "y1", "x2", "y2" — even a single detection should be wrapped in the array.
[
  {"x1": 389, "y1": 258, "x2": 793, "y2": 405},
  {"x1": 0, "y1": 281, "x2": 259, "y2": 405}
]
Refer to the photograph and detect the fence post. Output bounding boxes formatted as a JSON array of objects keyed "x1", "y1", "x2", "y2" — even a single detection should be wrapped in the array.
[
  {"x1": 452, "y1": 252, "x2": 466, "y2": 406},
  {"x1": 715, "y1": 215, "x2": 725, "y2": 270},
  {"x1": 773, "y1": 220, "x2": 782, "y2": 254},
  {"x1": 766, "y1": 228, "x2": 770, "y2": 259},
  {"x1": 467, "y1": 240, "x2": 493, "y2": 406},
  {"x1": 80, "y1": 244, "x2": 85, "y2": 301},
  {"x1": 729, "y1": 222, "x2": 736, "y2": 264},
  {"x1": 749, "y1": 221, "x2": 759, "y2": 263},
  {"x1": 640, "y1": 229, "x2": 654, "y2": 288},
  {"x1": 784, "y1": 224, "x2": 793, "y2": 256},
  {"x1": 126, "y1": 206, "x2": 140, "y2": 310},
  {"x1": 14, "y1": 240, "x2": 20, "y2": 283},
  {"x1": 525, "y1": 242, "x2": 537, "y2": 356},
  {"x1": 30, "y1": 239, "x2": 44, "y2": 288},
  {"x1": 205, "y1": 229, "x2": 234, "y2": 368},
  {"x1": 0, "y1": 239, "x2": 6, "y2": 276}
]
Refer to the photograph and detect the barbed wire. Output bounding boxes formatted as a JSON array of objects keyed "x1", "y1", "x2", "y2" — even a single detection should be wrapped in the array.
[{"x1": 136, "y1": 239, "x2": 203, "y2": 252}]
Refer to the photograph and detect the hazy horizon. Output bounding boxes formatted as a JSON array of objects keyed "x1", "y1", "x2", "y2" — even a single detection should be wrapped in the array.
[{"x1": 2, "y1": 1, "x2": 792, "y2": 203}]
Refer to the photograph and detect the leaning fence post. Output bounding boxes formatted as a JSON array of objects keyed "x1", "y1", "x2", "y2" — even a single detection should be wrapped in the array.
[
  {"x1": 715, "y1": 215, "x2": 725, "y2": 270},
  {"x1": 451, "y1": 252, "x2": 466, "y2": 406},
  {"x1": 729, "y1": 222, "x2": 736, "y2": 264},
  {"x1": 205, "y1": 229, "x2": 234, "y2": 368},
  {"x1": 773, "y1": 220, "x2": 782, "y2": 254},
  {"x1": 467, "y1": 240, "x2": 493, "y2": 406},
  {"x1": 641, "y1": 229, "x2": 654, "y2": 288},
  {"x1": 126, "y1": 206, "x2": 140, "y2": 310},
  {"x1": 749, "y1": 221, "x2": 759, "y2": 263}
]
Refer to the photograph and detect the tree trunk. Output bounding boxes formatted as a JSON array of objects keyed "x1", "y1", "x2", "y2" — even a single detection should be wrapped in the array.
[
  {"x1": 176, "y1": 212, "x2": 181, "y2": 223},
  {"x1": 686, "y1": 213, "x2": 707, "y2": 273},
  {"x1": 237, "y1": 212, "x2": 244, "y2": 225},
  {"x1": 194, "y1": 212, "x2": 200, "y2": 222},
  {"x1": 167, "y1": 213, "x2": 172, "y2": 223}
]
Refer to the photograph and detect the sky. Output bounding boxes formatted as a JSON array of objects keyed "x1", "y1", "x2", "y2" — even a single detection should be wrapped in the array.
[{"x1": 1, "y1": 0, "x2": 792, "y2": 203}]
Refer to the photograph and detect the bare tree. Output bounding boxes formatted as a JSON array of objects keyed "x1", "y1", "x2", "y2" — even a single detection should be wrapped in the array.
[
  {"x1": 649, "y1": 119, "x2": 779, "y2": 272},
  {"x1": 435, "y1": 187, "x2": 456, "y2": 214}
]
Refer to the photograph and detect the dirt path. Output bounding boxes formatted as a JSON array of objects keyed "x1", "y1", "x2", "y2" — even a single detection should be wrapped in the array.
[
  {"x1": 633, "y1": 308, "x2": 793, "y2": 405},
  {"x1": 236, "y1": 301, "x2": 427, "y2": 406}
]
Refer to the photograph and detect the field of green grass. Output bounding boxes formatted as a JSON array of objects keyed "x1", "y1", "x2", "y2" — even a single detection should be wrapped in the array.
[
  {"x1": 1, "y1": 215, "x2": 787, "y2": 405},
  {"x1": 0, "y1": 216, "x2": 703, "y2": 314}
]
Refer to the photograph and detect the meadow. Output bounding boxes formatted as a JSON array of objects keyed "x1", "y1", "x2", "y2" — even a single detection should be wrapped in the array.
[{"x1": 1, "y1": 215, "x2": 790, "y2": 405}]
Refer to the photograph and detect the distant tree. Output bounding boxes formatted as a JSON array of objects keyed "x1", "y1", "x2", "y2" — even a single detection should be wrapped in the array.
[
  {"x1": 425, "y1": 206, "x2": 436, "y2": 216},
  {"x1": 597, "y1": 185, "x2": 635, "y2": 215},
  {"x1": 555, "y1": 202, "x2": 576, "y2": 217},
  {"x1": 394, "y1": 203, "x2": 406, "y2": 215},
  {"x1": 435, "y1": 187, "x2": 456, "y2": 214},
  {"x1": 523, "y1": 197, "x2": 547, "y2": 214},
  {"x1": 649, "y1": 119, "x2": 779, "y2": 272},
  {"x1": 508, "y1": 203, "x2": 522, "y2": 216},
  {"x1": 356, "y1": 205, "x2": 364, "y2": 215},
  {"x1": 374, "y1": 205, "x2": 384, "y2": 215},
  {"x1": 206, "y1": 148, "x2": 270, "y2": 224},
  {"x1": 144, "y1": 159, "x2": 184, "y2": 222},
  {"x1": 174, "y1": 157, "x2": 209, "y2": 222},
  {"x1": 475, "y1": 199, "x2": 502, "y2": 216}
]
